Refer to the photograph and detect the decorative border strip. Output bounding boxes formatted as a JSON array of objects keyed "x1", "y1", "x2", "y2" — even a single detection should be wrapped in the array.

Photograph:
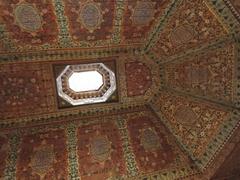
[
  {"x1": 66, "y1": 123, "x2": 80, "y2": 180},
  {"x1": 3, "y1": 132, "x2": 21, "y2": 180},
  {"x1": 137, "y1": 165, "x2": 198, "y2": 180},
  {"x1": 234, "y1": 35, "x2": 240, "y2": 108},
  {"x1": 0, "y1": 45, "x2": 141, "y2": 63},
  {"x1": 223, "y1": 0, "x2": 240, "y2": 22},
  {"x1": 196, "y1": 109, "x2": 240, "y2": 170},
  {"x1": 0, "y1": 103, "x2": 147, "y2": 130},
  {"x1": 0, "y1": 24, "x2": 17, "y2": 52},
  {"x1": 116, "y1": 116, "x2": 139, "y2": 177},
  {"x1": 53, "y1": 0, "x2": 72, "y2": 47},
  {"x1": 111, "y1": 0, "x2": 126, "y2": 44},
  {"x1": 206, "y1": 0, "x2": 240, "y2": 33}
]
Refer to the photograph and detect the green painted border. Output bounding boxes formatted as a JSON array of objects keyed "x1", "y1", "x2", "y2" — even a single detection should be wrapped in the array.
[
  {"x1": 66, "y1": 123, "x2": 80, "y2": 180},
  {"x1": 3, "y1": 132, "x2": 20, "y2": 180},
  {"x1": 116, "y1": 117, "x2": 139, "y2": 177},
  {"x1": 206, "y1": 0, "x2": 240, "y2": 33},
  {"x1": 53, "y1": 0, "x2": 72, "y2": 48}
]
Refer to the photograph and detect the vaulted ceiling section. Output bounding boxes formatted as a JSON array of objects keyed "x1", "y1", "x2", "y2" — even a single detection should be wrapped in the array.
[{"x1": 0, "y1": 0, "x2": 240, "y2": 179}]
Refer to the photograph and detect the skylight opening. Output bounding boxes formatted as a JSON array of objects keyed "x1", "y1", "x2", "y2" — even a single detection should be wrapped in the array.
[
  {"x1": 68, "y1": 71, "x2": 103, "y2": 92},
  {"x1": 56, "y1": 63, "x2": 116, "y2": 106}
]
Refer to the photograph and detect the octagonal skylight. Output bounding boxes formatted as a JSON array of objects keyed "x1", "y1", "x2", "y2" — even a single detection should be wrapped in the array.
[
  {"x1": 56, "y1": 63, "x2": 116, "y2": 106},
  {"x1": 68, "y1": 71, "x2": 103, "y2": 92}
]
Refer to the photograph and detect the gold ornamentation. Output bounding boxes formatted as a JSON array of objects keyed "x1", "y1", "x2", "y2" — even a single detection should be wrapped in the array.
[{"x1": 79, "y1": 2, "x2": 103, "y2": 33}]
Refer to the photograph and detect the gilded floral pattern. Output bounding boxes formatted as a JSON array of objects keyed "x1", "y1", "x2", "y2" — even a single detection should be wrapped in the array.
[
  {"x1": 153, "y1": 91, "x2": 231, "y2": 157},
  {"x1": 151, "y1": 0, "x2": 228, "y2": 60}
]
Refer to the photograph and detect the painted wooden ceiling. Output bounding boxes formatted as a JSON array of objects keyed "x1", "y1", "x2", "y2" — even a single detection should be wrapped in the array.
[{"x1": 0, "y1": 0, "x2": 240, "y2": 179}]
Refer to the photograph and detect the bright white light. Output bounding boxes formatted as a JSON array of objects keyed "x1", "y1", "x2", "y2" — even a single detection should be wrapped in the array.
[{"x1": 68, "y1": 71, "x2": 103, "y2": 92}]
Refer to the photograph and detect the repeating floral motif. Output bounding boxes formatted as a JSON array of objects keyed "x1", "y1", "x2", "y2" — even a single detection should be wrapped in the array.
[
  {"x1": 63, "y1": 0, "x2": 115, "y2": 42},
  {"x1": 153, "y1": 91, "x2": 231, "y2": 157},
  {"x1": 0, "y1": 134, "x2": 8, "y2": 179},
  {"x1": 0, "y1": 63, "x2": 55, "y2": 119},
  {"x1": 0, "y1": 0, "x2": 58, "y2": 46},
  {"x1": 122, "y1": 0, "x2": 169, "y2": 43},
  {"x1": 77, "y1": 121, "x2": 126, "y2": 180},
  {"x1": 16, "y1": 130, "x2": 68, "y2": 179},
  {"x1": 165, "y1": 43, "x2": 235, "y2": 103},
  {"x1": 151, "y1": 0, "x2": 228, "y2": 59},
  {"x1": 125, "y1": 61, "x2": 152, "y2": 97}
]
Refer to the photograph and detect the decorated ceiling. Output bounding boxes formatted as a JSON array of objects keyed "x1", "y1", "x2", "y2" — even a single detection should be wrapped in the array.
[{"x1": 0, "y1": 0, "x2": 240, "y2": 179}]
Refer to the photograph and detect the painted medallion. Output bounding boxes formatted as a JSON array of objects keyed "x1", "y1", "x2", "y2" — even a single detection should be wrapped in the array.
[
  {"x1": 141, "y1": 128, "x2": 160, "y2": 151},
  {"x1": 132, "y1": 1, "x2": 155, "y2": 26},
  {"x1": 79, "y1": 2, "x2": 103, "y2": 33},
  {"x1": 90, "y1": 136, "x2": 111, "y2": 162},
  {"x1": 14, "y1": 3, "x2": 42, "y2": 32},
  {"x1": 174, "y1": 106, "x2": 198, "y2": 126},
  {"x1": 170, "y1": 24, "x2": 196, "y2": 46},
  {"x1": 30, "y1": 145, "x2": 55, "y2": 178}
]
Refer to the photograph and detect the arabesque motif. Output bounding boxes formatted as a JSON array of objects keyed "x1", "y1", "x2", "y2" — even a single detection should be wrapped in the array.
[{"x1": 151, "y1": 0, "x2": 228, "y2": 59}]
